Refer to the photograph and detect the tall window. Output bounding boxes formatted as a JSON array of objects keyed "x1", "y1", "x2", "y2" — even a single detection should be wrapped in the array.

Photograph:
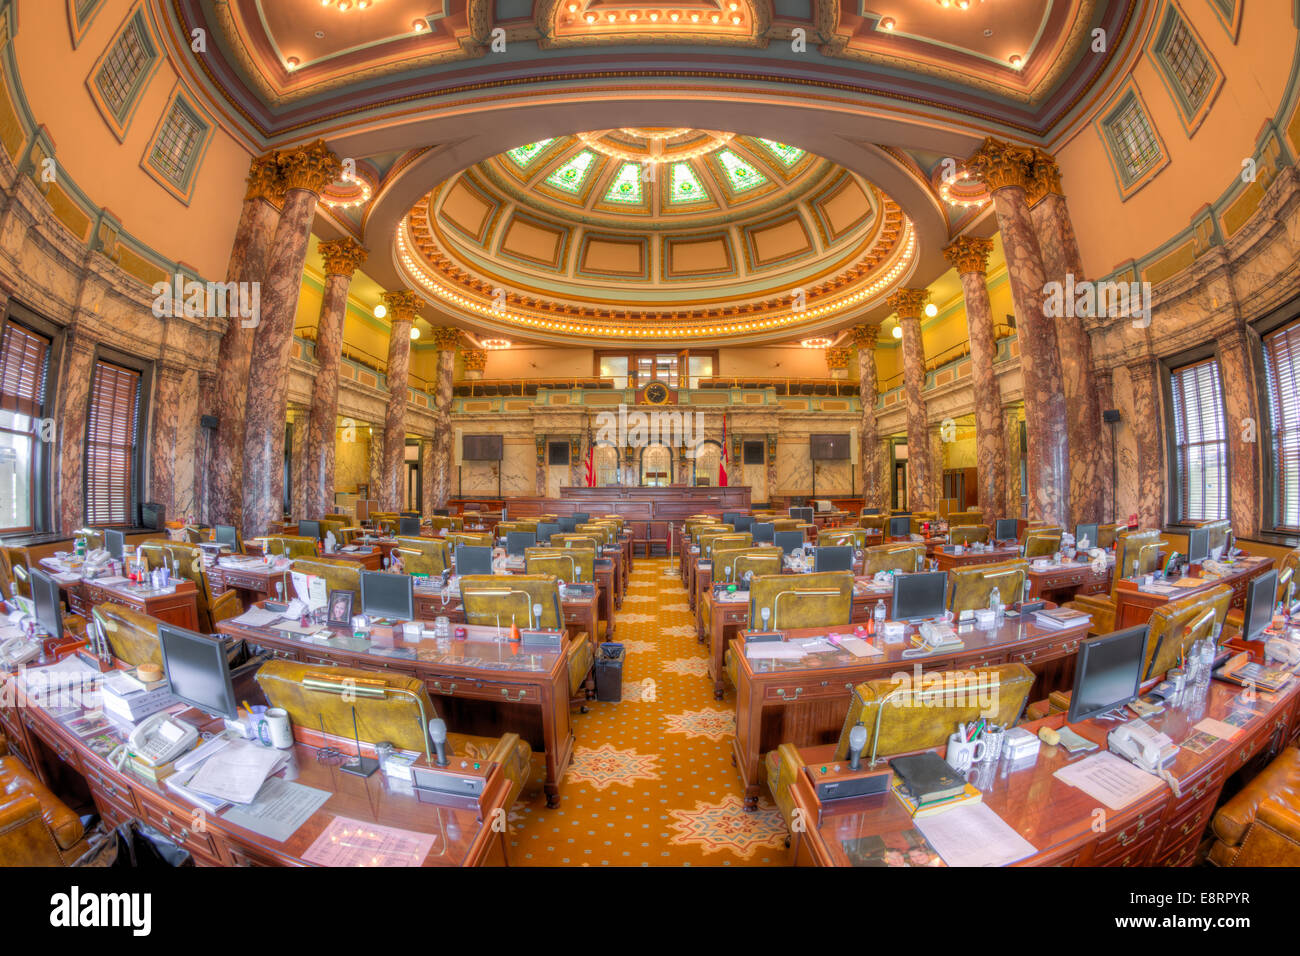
[
  {"x1": 0, "y1": 321, "x2": 50, "y2": 532},
  {"x1": 93, "y1": 12, "x2": 156, "y2": 125},
  {"x1": 1170, "y1": 358, "x2": 1228, "y2": 523},
  {"x1": 1104, "y1": 93, "x2": 1164, "y2": 186},
  {"x1": 1264, "y1": 319, "x2": 1300, "y2": 532},
  {"x1": 85, "y1": 360, "x2": 141, "y2": 526},
  {"x1": 148, "y1": 97, "x2": 208, "y2": 192}
]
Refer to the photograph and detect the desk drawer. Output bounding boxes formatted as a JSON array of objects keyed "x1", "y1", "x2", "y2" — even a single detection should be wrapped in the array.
[
  {"x1": 562, "y1": 608, "x2": 590, "y2": 625},
  {"x1": 1168, "y1": 764, "x2": 1224, "y2": 819},
  {"x1": 1100, "y1": 828, "x2": 1160, "y2": 867},
  {"x1": 1094, "y1": 800, "x2": 1164, "y2": 863},
  {"x1": 85, "y1": 763, "x2": 138, "y2": 816},
  {"x1": 1155, "y1": 830, "x2": 1201, "y2": 867},
  {"x1": 136, "y1": 790, "x2": 221, "y2": 861},
  {"x1": 222, "y1": 571, "x2": 269, "y2": 591},
  {"x1": 22, "y1": 712, "x2": 81, "y2": 773},
  {"x1": 225, "y1": 840, "x2": 285, "y2": 867},
  {"x1": 762, "y1": 680, "x2": 853, "y2": 703},
  {"x1": 1158, "y1": 793, "x2": 1217, "y2": 857},
  {"x1": 426, "y1": 676, "x2": 540, "y2": 704}
]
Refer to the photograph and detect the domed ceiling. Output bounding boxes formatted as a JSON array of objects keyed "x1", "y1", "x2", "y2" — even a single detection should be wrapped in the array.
[{"x1": 397, "y1": 129, "x2": 916, "y2": 342}]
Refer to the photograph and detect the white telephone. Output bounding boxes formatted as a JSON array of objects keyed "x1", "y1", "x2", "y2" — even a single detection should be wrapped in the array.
[
  {"x1": 0, "y1": 635, "x2": 40, "y2": 668},
  {"x1": 1109, "y1": 718, "x2": 1178, "y2": 773},
  {"x1": 113, "y1": 713, "x2": 199, "y2": 769},
  {"x1": 1265, "y1": 637, "x2": 1300, "y2": 666}
]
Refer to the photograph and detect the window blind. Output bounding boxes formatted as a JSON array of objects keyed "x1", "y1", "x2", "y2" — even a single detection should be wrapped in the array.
[
  {"x1": 1170, "y1": 357, "x2": 1227, "y2": 523},
  {"x1": 85, "y1": 360, "x2": 140, "y2": 526},
  {"x1": 1264, "y1": 320, "x2": 1300, "y2": 532},
  {"x1": 0, "y1": 320, "x2": 49, "y2": 418}
]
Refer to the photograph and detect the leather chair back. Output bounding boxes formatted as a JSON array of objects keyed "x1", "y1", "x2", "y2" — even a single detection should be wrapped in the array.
[
  {"x1": 577, "y1": 523, "x2": 616, "y2": 546},
  {"x1": 429, "y1": 515, "x2": 464, "y2": 534},
  {"x1": 949, "y1": 524, "x2": 991, "y2": 545},
  {"x1": 771, "y1": 518, "x2": 802, "y2": 532},
  {"x1": 947, "y1": 510, "x2": 984, "y2": 527},
  {"x1": 909, "y1": 512, "x2": 938, "y2": 535},
  {"x1": 694, "y1": 527, "x2": 736, "y2": 558},
  {"x1": 394, "y1": 537, "x2": 449, "y2": 576},
  {"x1": 138, "y1": 539, "x2": 173, "y2": 569},
  {"x1": 460, "y1": 573, "x2": 562, "y2": 629},
  {"x1": 747, "y1": 571, "x2": 853, "y2": 630},
  {"x1": 290, "y1": 557, "x2": 362, "y2": 600},
  {"x1": 496, "y1": 521, "x2": 535, "y2": 537},
  {"x1": 1023, "y1": 527, "x2": 1063, "y2": 559},
  {"x1": 1195, "y1": 519, "x2": 1232, "y2": 555},
  {"x1": 163, "y1": 542, "x2": 223, "y2": 631},
  {"x1": 445, "y1": 532, "x2": 493, "y2": 550},
  {"x1": 2, "y1": 547, "x2": 29, "y2": 599},
  {"x1": 1278, "y1": 548, "x2": 1300, "y2": 605},
  {"x1": 319, "y1": 519, "x2": 350, "y2": 545},
  {"x1": 818, "y1": 528, "x2": 869, "y2": 549},
  {"x1": 947, "y1": 560, "x2": 1029, "y2": 615},
  {"x1": 859, "y1": 514, "x2": 887, "y2": 532},
  {"x1": 834, "y1": 663, "x2": 1034, "y2": 762},
  {"x1": 92, "y1": 602, "x2": 162, "y2": 668},
  {"x1": 863, "y1": 542, "x2": 925, "y2": 574},
  {"x1": 1143, "y1": 585, "x2": 1232, "y2": 680},
  {"x1": 265, "y1": 535, "x2": 318, "y2": 559},
  {"x1": 704, "y1": 533, "x2": 752, "y2": 559},
  {"x1": 324, "y1": 513, "x2": 351, "y2": 523},
  {"x1": 684, "y1": 519, "x2": 719, "y2": 539},
  {"x1": 1112, "y1": 529, "x2": 1163, "y2": 596},
  {"x1": 525, "y1": 547, "x2": 595, "y2": 583},
  {"x1": 548, "y1": 534, "x2": 599, "y2": 554},
  {"x1": 1097, "y1": 523, "x2": 1118, "y2": 549},
  {"x1": 712, "y1": 546, "x2": 781, "y2": 585}
]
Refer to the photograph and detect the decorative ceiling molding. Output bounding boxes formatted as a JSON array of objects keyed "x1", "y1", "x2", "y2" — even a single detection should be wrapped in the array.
[{"x1": 536, "y1": 0, "x2": 773, "y2": 48}]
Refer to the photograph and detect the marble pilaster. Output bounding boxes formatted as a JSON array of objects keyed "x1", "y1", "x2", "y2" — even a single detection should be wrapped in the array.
[
  {"x1": 1028, "y1": 151, "x2": 1104, "y2": 526},
  {"x1": 887, "y1": 288, "x2": 933, "y2": 511},
  {"x1": 1126, "y1": 358, "x2": 1166, "y2": 529},
  {"x1": 430, "y1": 328, "x2": 459, "y2": 508},
  {"x1": 379, "y1": 291, "x2": 419, "y2": 513},
  {"x1": 943, "y1": 237, "x2": 1008, "y2": 518},
  {"x1": 1004, "y1": 407, "x2": 1025, "y2": 518},
  {"x1": 240, "y1": 141, "x2": 340, "y2": 539},
  {"x1": 966, "y1": 139, "x2": 1068, "y2": 527},
  {"x1": 1094, "y1": 367, "x2": 1117, "y2": 523},
  {"x1": 304, "y1": 238, "x2": 366, "y2": 519},
  {"x1": 149, "y1": 364, "x2": 186, "y2": 520},
  {"x1": 56, "y1": 335, "x2": 95, "y2": 533},
  {"x1": 1217, "y1": 322, "x2": 1263, "y2": 537},
  {"x1": 210, "y1": 153, "x2": 283, "y2": 528},
  {"x1": 368, "y1": 424, "x2": 384, "y2": 498},
  {"x1": 931, "y1": 427, "x2": 946, "y2": 507},
  {"x1": 765, "y1": 434, "x2": 779, "y2": 502},
  {"x1": 289, "y1": 407, "x2": 309, "y2": 520},
  {"x1": 850, "y1": 326, "x2": 886, "y2": 509}
]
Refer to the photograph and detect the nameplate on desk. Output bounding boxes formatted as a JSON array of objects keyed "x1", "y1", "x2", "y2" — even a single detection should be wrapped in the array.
[{"x1": 520, "y1": 629, "x2": 563, "y2": 649}]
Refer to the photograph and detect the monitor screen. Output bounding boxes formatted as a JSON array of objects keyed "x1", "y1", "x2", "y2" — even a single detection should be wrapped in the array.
[
  {"x1": 159, "y1": 623, "x2": 237, "y2": 720},
  {"x1": 722, "y1": 512, "x2": 741, "y2": 526},
  {"x1": 536, "y1": 522, "x2": 559, "y2": 544},
  {"x1": 1185, "y1": 527, "x2": 1210, "y2": 565},
  {"x1": 862, "y1": 508, "x2": 881, "y2": 516},
  {"x1": 558, "y1": 516, "x2": 578, "y2": 533},
  {"x1": 456, "y1": 545, "x2": 494, "y2": 576},
  {"x1": 360, "y1": 570, "x2": 415, "y2": 621},
  {"x1": 789, "y1": 507, "x2": 814, "y2": 524},
  {"x1": 298, "y1": 519, "x2": 321, "y2": 541},
  {"x1": 398, "y1": 516, "x2": 422, "y2": 536},
  {"x1": 889, "y1": 515, "x2": 911, "y2": 537},
  {"x1": 571, "y1": 512, "x2": 590, "y2": 523},
  {"x1": 214, "y1": 524, "x2": 238, "y2": 549},
  {"x1": 462, "y1": 434, "x2": 503, "y2": 461},
  {"x1": 995, "y1": 518, "x2": 1018, "y2": 540},
  {"x1": 809, "y1": 433, "x2": 850, "y2": 460},
  {"x1": 774, "y1": 531, "x2": 804, "y2": 555},
  {"x1": 105, "y1": 528, "x2": 126, "y2": 561},
  {"x1": 814, "y1": 546, "x2": 853, "y2": 573},
  {"x1": 1067, "y1": 625, "x2": 1150, "y2": 723},
  {"x1": 751, "y1": 522, "x2": 775, "y2": 544},
  {"x1": 733, "y1": 515, "x2": 753, "y2": 534},
  {"x1": 506, "y1": 531, "x2": 537, "y2": 556},
  {"x1": 30, "y1": 569, "x2": 62, "y2": 641},
  {"x1": 892, "y1": 571, "x2": 948, "y2": 622},
  {"x1": 1243, "y1": 569, "x2": 1278, "y2": 641},
  {"x1": 1075, "y1": 523, "x2": 1099, "y2": 550}
]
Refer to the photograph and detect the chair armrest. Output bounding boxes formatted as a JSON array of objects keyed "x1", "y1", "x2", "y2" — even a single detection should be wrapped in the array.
[
  {"x1": 1067, "y1": 594, "x2": 1116, "y2": 634},
  {"x1": 0, "y1": 793, "x2": 67, "y2": 866},
  {"x1": 1213, "y1": 748, "x2": 1300, "y2": 847},
  {"x1": 0, "y1": 736, "x2": 8, "y2": 757},
  {"x1": 1225, "y1": 795, "x2": 1300, "y2": 866}
]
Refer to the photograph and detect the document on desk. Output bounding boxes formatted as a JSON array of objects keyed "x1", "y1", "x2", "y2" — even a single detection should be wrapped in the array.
[
  {"x1": 914, "y1": 803, "x2": 1036, "y2": 867},
  {"x1": 302, "y1": 815, "x2": 437, "y2": 867},
  {"x1": 230, "y1": 607, "x2": 283, "y2": 628},
  {"x1": 1053, "y1": 751, "x2": 1164, "y2": 810},
  {"x1": 744, "y1": 643, "x2": 807, "y2": 660},
  {"x1": 186, "y1": 740, "x2": 290, "y2": 805},
  {"x1": 220, "y1": 778, "x2": 330, "y2": 843}
]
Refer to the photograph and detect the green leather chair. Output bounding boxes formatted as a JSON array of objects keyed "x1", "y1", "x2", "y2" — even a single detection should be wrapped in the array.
[
  {"x1": 1066, "y1": 528, "x2": 1165, "y2": 634},
  {"x1": 524, "y1": 547, "x2": 595, "y2": 583},
  {"x1": 429, "y1": 515, "x2": 464, "y2": 534},
  {"x1": 445, "y1": 532, "x2": 493, "y2": 550},
  {"x1": 949, "y1": 524, "x2": 991, "y2": 546},
  {"x1": 863, "y1": 542, "x2": 926, "y2": 574},
  {"x1": 947, "y1": 560, "x2": 1028, "y2": 615},
  {"x1": 394, "y1": 537, "x2": 449, "y2": 576},
  {"x1": 165, "y1": 542, "x2": 242, "y2": 632},
  {"x1": 290, "y1": 557, "x2": 362, "y2": 601},
  {"x1": 1195, "y1": 519, "x2": 1233, "y2": 556},
  {"x1": 264, "y1": 535, "x2": 319, "y2": 559},
  {"x1": 1022, "y1": 527, "x2": 1063, "y2": 559},
  {"x1": 747, "y1": 571, "x2": 853, "y2": 630},
  {"x1": 817, "y1": 528, "x2": 870, "y2": 549}
]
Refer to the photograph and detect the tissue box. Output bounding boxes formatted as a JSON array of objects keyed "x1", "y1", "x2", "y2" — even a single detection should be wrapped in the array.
[{"x1": 1003, "y1": 727, "x2": 1040, "y2": 761}]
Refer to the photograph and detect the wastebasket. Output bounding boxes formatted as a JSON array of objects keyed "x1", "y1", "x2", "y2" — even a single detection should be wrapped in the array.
[{"x1": 594, "y1": 643, "x2": 624, "y2": 702}]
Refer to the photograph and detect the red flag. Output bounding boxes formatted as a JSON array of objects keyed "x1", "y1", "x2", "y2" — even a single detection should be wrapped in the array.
[
  {"x1": 584, "y1": 436, "x2": 595, "y2": 487},
  {"x1": 719, "y1": 414, "x2": 729, "y2": 487}
]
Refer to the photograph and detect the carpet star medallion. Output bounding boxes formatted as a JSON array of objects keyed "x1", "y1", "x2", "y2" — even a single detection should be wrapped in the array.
[
  {"x1": 661, "y1": 657, "x2": 710, "y2": 677},
  {"x1": 566, "y1": 744, "x2": 661, "y2": 790},
  {"x1": 667, "y1": 795, "x2": 787, "y2": 858},
  {"x1": 663, "y1": 707, "x2": 735, "y2": 739},
  {"x1": 616, "y1": 613, "x2": 661, "y2": 624},
  {"x1": 618, "y1": 640, "x2": 658, "y2": 654},
  {"x1": 658, "y1": 603, "x2": 691, "y2": 613},
  {"x1": 660, "y1": 625, "x2": 699, "y2": 639}
]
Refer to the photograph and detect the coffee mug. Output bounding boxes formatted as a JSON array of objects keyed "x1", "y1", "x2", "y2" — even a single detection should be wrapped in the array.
[
  {"x1": 945, "y1": 734, "x2": 986, "y2": 774},
  {"x1": 258, "y1": 707, "x2": 293, "y2": 749}
]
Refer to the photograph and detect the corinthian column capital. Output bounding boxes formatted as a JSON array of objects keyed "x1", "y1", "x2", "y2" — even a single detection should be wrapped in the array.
[
  {"x1": 965, "y1": 137, "x2": 1036, "y2": 193},
  {"x1": 318, "y1": 238, "x2": 368, "y2": 278},
  {"x1": 1026, "y1": 148, "x2": 1063, "y2": 206},
  {"x1": 276, "y1": 140, "x2": 342, "y2": 195},
  {"x1": 244, "y1": 152, "x2": 285, "y2": 204},
  {"x1": 433, "y1": 327, "x2": 462, "y2": 351},
  {"x1": 885, "y1": 288, "x2": 929, "y2": 319},
  {"x1": 849, "y1": 324, "x2": 876, "y2": 348},
  {"x1": 380, "y1": 290, "x2": 422, "y2": 321},
  {"x1": 942, "y1": 236, "x2": 995, "y2": 276}
]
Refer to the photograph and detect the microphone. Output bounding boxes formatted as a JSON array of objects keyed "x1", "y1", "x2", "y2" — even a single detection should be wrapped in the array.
[
  {"x1": 760, "y1": 606, "x2": 771, "y2": 628},
  {"x1": 429, "y1": 718, "x2": 449, "y2": 766},
  {"x1": 848, "y1": 723, "x2": 868, "y2": 770},
  {"x1": 532, "y1": 602, "x2": 543, "y2": 629}
]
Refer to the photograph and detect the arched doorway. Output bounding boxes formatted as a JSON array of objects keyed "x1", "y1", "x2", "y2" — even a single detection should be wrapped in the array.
[{"x1": 638, "y1": 444, "x2": 673, "y2": 487}]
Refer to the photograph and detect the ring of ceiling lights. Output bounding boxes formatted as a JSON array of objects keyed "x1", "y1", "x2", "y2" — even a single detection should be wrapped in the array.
[{"x1": 394, "y1": 131, "x2": 918, "y2": 342}]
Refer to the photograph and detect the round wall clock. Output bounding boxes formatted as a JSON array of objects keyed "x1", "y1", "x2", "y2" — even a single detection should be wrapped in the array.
[{"x1": 644, "y1": 382, "x2": 670, "y2": 405}]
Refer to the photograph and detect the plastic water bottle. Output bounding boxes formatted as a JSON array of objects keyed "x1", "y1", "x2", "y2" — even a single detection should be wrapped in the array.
[{"x1": 873, "y1": 600, "x2": 886, "y2": 630}]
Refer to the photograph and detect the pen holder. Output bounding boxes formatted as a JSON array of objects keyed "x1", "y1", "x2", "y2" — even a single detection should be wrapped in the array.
[
  {"x1": 980, "y1": 724, "x2": 1006, "y2": 762},
  {"x1": 945, "y1": 734, "x2": 985, "y2": 774}
]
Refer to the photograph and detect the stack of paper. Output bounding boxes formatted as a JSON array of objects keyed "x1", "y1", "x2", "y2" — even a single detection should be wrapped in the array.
[
  {"x1": 184, "y1": 739, "x2": 292, "y2": 805},
  {"x1": 230, "y1": 607, "x2": 284, "y2": 628}
]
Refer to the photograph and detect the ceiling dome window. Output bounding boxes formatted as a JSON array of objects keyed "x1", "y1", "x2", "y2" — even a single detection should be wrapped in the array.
[
  {"x1": 715, "y1": 149, "x2": 765, "y2": 192},
  {"x1": 545, "y1": 150, "x2": 598, "y2": 192},
  {"x1": 506, "y1": 139, "x2": 557, "y2": 168},
  {"x1": 758, "y1": 139, "x2": 806, "y2": 167},
  {"x1": 604, "y1": 162, "x2": 644, "y2": 204},
  {"x1": 669, "y1": 163, "x2": 709, "y2": 203}
]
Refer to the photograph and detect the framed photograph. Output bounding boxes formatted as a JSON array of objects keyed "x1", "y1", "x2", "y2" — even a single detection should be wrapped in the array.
[{"x1": 326, "y1": 589, "x2": 354, "y2": 627}]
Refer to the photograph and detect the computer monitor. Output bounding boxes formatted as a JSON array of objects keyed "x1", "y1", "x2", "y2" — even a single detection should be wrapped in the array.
[
  {"x1": 159, "y1": 623, "x2": 238, "y2": 720},
  {"x1": 536, "y1": 522, "x2": 560, "y2": 544},
  {"x1": 1185, "y1": 527, "x2": 1210, "y2": 565},
  {"x1": 813, "y1": 546, "x2": 853, "y2": 573},
  {"x1": 398, "y1": 515, "x2": 422, "y2": 536},
  {"x1": 558, "y1": 516, "x2": 578, "y2": 533},
  {"x1": 432, "y1": 508, "x2": 450, "y2": 517},
  {"x1": 30, "y1": 569, "x2": 62, "y2": 641},
  {"x1": 214, "y1": 524, "x2": 239, "y2": 550},
  {"x1": 360, "y1": 570, "x2": 415, "y2": 621},
  {"x1": 1067, "y1": 625, "x2": 1150, "y2": 724},
  {"x1": 456, "y1": 545, "x2": 494, "y2": 576},
  {"x1": 995, "y1": 518, "x2": 1019, "y2": 541},
  {"x1": 862, "y1": 508, "x2": 881, "y2": 516},
  {"x1": 506, "y1": 531, "x2": 536, "y2": 556},
  {"x1": 888, "y1": 515, "x2": 911, "y2": 537},
  {"x1": 1075, "y1": 523, "x2": 1099, "y2": 550},
  {"x1": 891, "y1": 571, "x2": 948, "y2": 622},
  {"x1": 298, "y1": 519, "x2": 321, "y2": 541},
  {"x1": 572, "y1": 512, "x2": 590, "y2": 523},
  {"x1": 774, "y1": 531, "x2": 804, "y2": 555},
  {"x1": 105, "y1": 528, "x2": 126, "y2": 561},
  {"x1": 733, "y1": 515, "x2": 753, "y2": 534},
  {"x1": 789, "y1": 507, "x2": 814, "y2": 524},
  {"x1": 140, "y1": 502, "x2": 165, "y2": 531},
  {"x1": 722, "y1": 512, "x2": 741, "y2": 526},
  {"x1": 751, "y1": 522, "x2": 775, "y2": 544},
  {"x1": 1243, "y1": 569, "x2": 1278, "y2": 641}
]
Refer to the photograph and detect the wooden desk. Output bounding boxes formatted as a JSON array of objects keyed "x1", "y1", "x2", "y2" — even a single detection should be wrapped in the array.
[
  {"x1": 730, "y1": 615, "x2": 1091, "y2": 809},
  {"x1": 933, "y1": 545, "x2": 1022, "y2": 572},
  {"x1": 209, "y1": 563, "x2": 290, "y2": 606},
  {"x1": 1026, "y1": 560, "x2": 1111, "y2": 602},
  {"x1": 415, "y1": 588, "x2": 600, "y2": 647},
  {"x1": 1113, "y1": 557, "x2": 1275, "y2": 630},
  {"x1": 324, "y1": 548, "x2": 384, "y2": 571},
  {"x1": 69, "y1": 579, "x2": 199, "y2": 631},
  {"x1": 219, "y1": 617, "x2": 576, "y2": 807},
  {"x1": 0, "y1": 671, "x2": 509, "y2": 866},
  {"x1": 790, "y1": 672, "x2": 1300, "y2": 866}
]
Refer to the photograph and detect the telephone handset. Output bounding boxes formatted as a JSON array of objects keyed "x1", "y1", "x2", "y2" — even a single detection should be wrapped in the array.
[
  {"x1": 1109, "y1": 718, "x2": 1178, "y2": 773},
  {"x1": 0, "y1": 635, "x2": 40, "y2": 668},
  {"x1": 114, "y1": 713, "x2": 199, "y2": 769}
]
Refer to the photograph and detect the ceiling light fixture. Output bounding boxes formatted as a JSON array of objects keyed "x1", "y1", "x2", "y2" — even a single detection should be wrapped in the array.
[
  {"x1": 880, "y1": 17, "x2": 895, "y2": 29},
  {"x1": 482, "y1": 339, "x2": 511, "y2": 350},
  {"x1": 286, "y1": 56, "x2": 300, "y2": 70},
  {"x1": 892, "y1": 325, "x2": 903, "y2": 339},
  {"x1": 801, "y1": 337, "x2": 833, "y2": 349},
  {"x1": 412, "y1": 19, "x2": 427, "y2": 31},
  {"x1": 1009, "y1": 54, "x2": 1023, "y2": 69},
  {"x1": 373, "y1": 304, "x2": 387, "y2": 319},
  {"x1": 924, "y1": 303, "x2": 938, "y2": 318},
  {"x1": 410, "y1": 326, "x2": 421, "y2": 340}
]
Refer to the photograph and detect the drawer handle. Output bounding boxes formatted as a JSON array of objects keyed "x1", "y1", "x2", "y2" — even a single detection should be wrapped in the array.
[
  {"x1": 776, "y1": 687, "x2": 803, "y2": 700},
  {"x1": 500, "y1": 688, "x2": 528, "y2": 702},
  {"x1": 1117, "y1": 822, "x2": 1144, "y2": 846}
]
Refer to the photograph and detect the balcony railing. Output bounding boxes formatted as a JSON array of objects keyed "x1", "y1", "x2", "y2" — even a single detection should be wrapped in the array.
[{"x1": 878, "y1": 325, "x2": 1016, "y2": 392}]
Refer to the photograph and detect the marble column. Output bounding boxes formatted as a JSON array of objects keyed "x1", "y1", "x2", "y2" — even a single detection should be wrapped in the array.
[
  {"x1": 240, "y1": 141, "x2": 340, "y2": 539},
  {"x1": 303, "y1": 238, "x2": 367, "y2": 519},
  {"x1": 851, "y1": 326, "x2": 886, "y2": 509},
  {"x1": 430, "y1": 328, "x2": 459, "y2": 508},
  {"x1": 966, "y1": 139, "x2": 1069, "y2": 527},
  {"x1": 1126, "y1": 358, "x2": 1166, "y2": 529},
  {"x1": 878, "y1": 439, "x2": 894, "y2": 509},
  {"x1": 210, "y1": 153, "x2": 284, "y2": 528},
  {"x1": 766, "y1": 434, "x2": 779, "y2": 503},
  {"x1": 887, "y1": 288, "x2": 933, "y2": 511},
  {"x1": 1028, "y1": 150, "x2": 1104, "y2": 527},
  {"x1": 57, "y1": 335, "x2": 96, "y2": 533},
  {"x1": 930, "y1": 427, "x2": 946, "y2": 508},
  {"x1": 1217, "y1": 322, "x2": 1263, "y2": 538},
  {"x1": 943, "y1": 236, "x2": 1008, "y2": 518},
  {"x1": 421, "y1": 438, "x2": 436, "y2": 517},
  {"x1": 1094, "y1": 368, "x2": 1117, "y2": 523},
  {"x1": 368, "y1": 424, "x2": 384, "y2": 499},
  {"x1": 569, "y1": 434, "x2": 585, "y2": 489},
  {"x1": 1004, "y1": 407, "x2": 1024, "y2": 519},
  {"x1": 289, "y1": 407, "x2": 309, "y2": 520},
  {"x1": 149, "y1": 364, "x2": 186, "y2": 520},
  {"x1": 378, "y1": 291, "x2": 420, "y2": 512}
]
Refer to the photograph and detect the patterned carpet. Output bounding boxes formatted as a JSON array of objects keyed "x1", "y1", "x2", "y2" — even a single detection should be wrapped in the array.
[{"x1": 508, "y1": 557, "x2": 789, "y2": 866}]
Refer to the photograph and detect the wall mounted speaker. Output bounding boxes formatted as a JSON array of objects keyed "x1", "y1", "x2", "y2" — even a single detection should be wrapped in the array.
[
  {"x1": 1102, "y1": 409, "x2": 1121, "y2": 423},
  {"x1": 200, "y1": 414, "x2": 218, "y2": 430}
]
